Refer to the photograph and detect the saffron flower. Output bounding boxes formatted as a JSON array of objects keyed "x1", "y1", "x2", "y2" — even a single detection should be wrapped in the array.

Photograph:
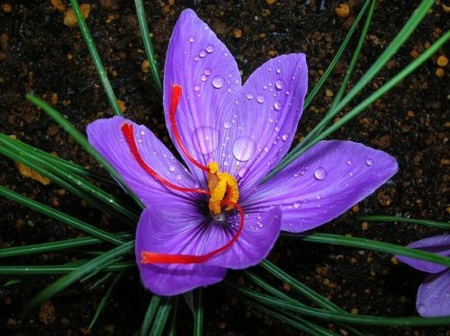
[
  {"x1": 87, "y1": 9, "x2": 398, "y2": 296},
  {"x1": 397, "y1": 235, "x2": 450, "y2": 317}
]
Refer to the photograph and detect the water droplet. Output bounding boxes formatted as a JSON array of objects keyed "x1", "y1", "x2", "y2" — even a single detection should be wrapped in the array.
[
  {"x1": 137, "y1": 139, "x2": 143, "y2": 143},
  {"x1": 204, "y1": 68, "x2": 212, "y2": 76},
  {"x1": 256, "y1": 95, "x2": 265, "y2": 104},
  {"x1": 223, "y1": 120, "x2": 232, "y2": 129},
  {"x1": 275, "y1": 79, "x2": 284, "y2": 90},
  {"x1": 188, "y1": 36, "x2": 195, "y2": 43},
  {"x1": 192, "y1": 126, "x2": 219, "y2": 155},
  {"x1": 168, "y1": 165, "x2": 176, "y2": 172},
  {"x1": 293, "y1": 202, "x2": 301, "y2": 209},
  {"x1": 176, "y1": 174, "x2": 182, "y2": 180},
  {"x1": 246, "y1": 93, "x2": 253, "y2": 100},
  {"x1": 193, "y1": 84, "x2": 200, "y2": 92},
  {"x1": 213, "y1": 213, "x2": 226, "y2": 222},
  {"x1": 281, "y1": 134, "x2": 289, "y2": 141},
  {"x1": 200, "y1": 74, "x2": 207, "y2": 82},
  {"x1": 417, "y1": 304, "x2": 427, "y2": 315},
  {"x1": 212, "y1": 75, "x2": 224, "y2": 89},
  {"x1": 198, "y1": 49, "x2": 207, "y2": 58},
  {"x1": 276, "y1": 67, "x2": 281, "y2": 74},
  {"x1": 300, "y1": 170, "x2": 306, "y2": 176},
  {"x1": 314, "y1": 167, "x2": 327, "y2": 180},
  {"x1": 346, "y1": 160, "x2": 353, "y2": 166},
  {"x1": 366, "y1": 158, "x2": 373, "y2": 166},
  {"x1": 232, "y1": 136, "x2": 257, "y2": 161},
  {"x1": 206, "y1": 44, "x2": 214, "y2": 53},
  {"x1": 274, "y1": 101, "x2": 282, "y2": 111},
  {"x1": 139, "y1": 130, "x2": 145, "y2": 136},
  {"x1": 293, "y1": 173, "x2": 299, "y2": 178}
]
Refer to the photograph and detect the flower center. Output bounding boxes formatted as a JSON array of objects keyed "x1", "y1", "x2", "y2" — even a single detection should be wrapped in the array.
[{"x1": 120, "y1": 84, "x2": 244, "y2": 265}]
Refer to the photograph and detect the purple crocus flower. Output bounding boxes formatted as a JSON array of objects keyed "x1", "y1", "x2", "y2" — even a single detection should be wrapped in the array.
[
  {"x1": 87, "y1": 9, "x2": 398, "y2": 296},
  {"x1": 397, "y1": 235, "x2": 450, "y2": 317}
]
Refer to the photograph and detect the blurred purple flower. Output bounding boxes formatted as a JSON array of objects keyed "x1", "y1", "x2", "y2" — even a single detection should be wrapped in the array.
[
  {"x1": 87, "y1": 9, "x2": 398, "y2": 296},
  {"x1": 397, "y1": 235, "x2": 450, "y2": 317}
]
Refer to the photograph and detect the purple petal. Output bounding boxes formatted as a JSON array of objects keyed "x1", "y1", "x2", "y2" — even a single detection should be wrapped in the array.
[
  {"x1": 221, "y1": 54, "x2": 308, "y2": 198},
  {"x1": 163, "y1": 9, "x2": 240, "y2": 180},
  {"x1": 397, "y1": 235, "x2": 450, "y2": 273},
  {"x1": 135, "y1": 206, "x2": 227, "y2": 296},
  {"x1": 416, "y1": 269, "x2": 450, "y2": 317},
  {"x1": 206, "y1": 206, "x2": 282, "y2": 269},
  {"x1": 135, "y1": 201, "x2": 281, "y2": 294},
  {"x1": 87, "y1": 116, "x2": 201, "y2": 206},
  {"x1": 242, "y1": 140, "x2": 398, "y2": 232}
]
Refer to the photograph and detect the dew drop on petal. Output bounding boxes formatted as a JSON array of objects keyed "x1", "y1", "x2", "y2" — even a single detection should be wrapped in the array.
[
  {"x1": 206, "y1": 44, "x2": 214, "y2": 53},
  {"x1": 417, "y1": 304, "x2": 427, "y2": 315},
  {"x1": 137, "y1": 139, "x2": 143, "y2": 143},
  {"x1": 293, "y1": 202, "x2": 301, "y2": 209},
  {"x1": 246, "y1": 93, "x2": 253, "y2": 100},
  {"x1": 281, "y1": 134, "x2": 289, "y2": 141},
  {"x1": 346, "y1": 160, "x2": 353, "y2": 166},
  {"x1": 256, "y1": 95, "x2": 265, "y2": 104},
  {"x1": 200, "y1": 75, "x2": 207, "y2": 82},
  {"x1": 168, "y1": 165, "x2": 176, "y2": 172},
  {"x1": 223, "y1": 120, "x2": 232, "y2": 129},
  {"x1": 275, "y1": 79, "x2": 284, "y2": 90},
  {"x1": 193, "y1": 84, "x2": 200, "y2": 92},
  {"x1": 212, "y1": 75, "x2": 225, "y2": 89},
  {"x1": 188, "y1": 36, "x2": 195, "y2": 43},
  {"x1": 366, "y1": 158, "x2": 373, "y2": 166},
  {"x1": 232, "y1": 136, "x2": 257, "y2": 162},
  {"x1": 192, "y1": 126, "x2": 219, "y2": 155},
  {"x1": 314, "y1": 167, "x2": 327, "y2": 180},
  {"x1": 274, "y1": 101, "x2": 282, "y2": 111},
  {"x1": 140, "y1": 130, "x2": 145, "y2": 136},
  {"x1": 204, "y1": 68, "x2": 212, "y2": 76}
]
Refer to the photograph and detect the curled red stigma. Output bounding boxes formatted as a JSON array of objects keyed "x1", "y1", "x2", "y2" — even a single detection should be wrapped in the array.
[
  {"x1": 121, "y1": 122, "x2": 209, "y2": 195},
  {"x1": 170, "y1": 85, "x2": 210, "y2": 173},
  {"x1": 141, "y1": 202, "x2": 245, "y2": 264}
]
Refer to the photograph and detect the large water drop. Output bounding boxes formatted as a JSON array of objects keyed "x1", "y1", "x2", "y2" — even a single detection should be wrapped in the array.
[
  {"x1": 212, "y1": 75, "x2": 225, "y2": 89},
  {"x1": 192, "y1": 126, "x2": 219, "y2": 155},
  {"x1": 314, "y1": 167, "x2": 328, "y2": 180},
  {"x1": 232, "y1": 136, "x2": 257, "y2": 161}
]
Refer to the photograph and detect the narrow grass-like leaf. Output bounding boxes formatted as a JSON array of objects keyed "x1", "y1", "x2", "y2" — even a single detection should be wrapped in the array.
[
  {"x1": 0, "y1": 186, "x2": 125, "y2": 245},
  {"x1": 134, "y1": 0, "x2": 162, "y2": 94},
  {"x1": 89, "y1": 271, "x2": 125, "y2": 329},
  {"x1": 272, "y1": 0, "x2": 437, "y2": 176},
  {"x1": 150, "y1": 297, "x2": 172, "y2": 336},
  {"x1": 358, "y1": 215, "x2": 450, "y2": 229},
  {"x1": 0, "y1": 236, "x2": 105, "y2": 258},
  {"x1": 0, "y1": 261, "x2": 134, "y2": 275},
  {"x1": 24, "y1": 241, "x2": 133, "y2": 313},
  {"x1": 303, "y1": 0, "x2": 372, "y2": 110},
  {"x1": 69, "y1": 0, "x2": 122, "y2": 116},
  {"x1": 281, "y1": 232, "x2": 450, "y2": 266},
  {"x1": 139, "y1": 295, "x2": 162, "y2": 336},
  {"x1": 25, "y1": 94, "x2": 144, "y2": 210},
  {"x1": 166, "y1": 296, "x2": 179, "y2": 336},
  {"x1": 243, "y1": 271, "x2": 369, "y2": 336},
  {"x1": 193, "y1": 288, "x2": 203, "y2": 336}
]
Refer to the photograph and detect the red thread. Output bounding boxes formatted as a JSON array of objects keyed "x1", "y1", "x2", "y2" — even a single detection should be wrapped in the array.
[
  {"x1": 121, "y1": 123, "x2": 209, "y2": 195},
  {"x1": 141, "y1": 202, "x2": 245, "y2": 264},
  {"x1": 170, "y1": 85, "x2": 210, "y2": 173}
]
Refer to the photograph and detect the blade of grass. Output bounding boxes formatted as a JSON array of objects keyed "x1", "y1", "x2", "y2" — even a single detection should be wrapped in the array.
[
  {"x1": 139, "y1": 295, "x2": 162, "y2": 336},
  {"x1": 25, "y1": 94, "x2": 144, "y2": 210},
  {"x1": 193, "y1": 288, "x2": 203, "y2": 336},
  {"x1": 0, "y1": 186, "x2": 126, "y2": 245},
  {"x1": 149, "y1": 297, "x2": 172, "y2": 336},
  {"x1": 89, "y1": 271, "x2": 125, "y2": 330},
  {"x1": 134, "y1": 0, "x2": 162, "y2": 94},
  {"x1": 23, "y1": 240, "x2": 133, "y2": 313},
  {"x1": 271, "y1": 0, "x2": 437, "y2": 177},
  {"x1": 69, "y1": 0, "x2": 122, "y2": 116},
  {"x1": 281, "y1": 232, "x2": 450, "y2": 266},
  {"x1": 358, "y1": 215, "x2": 450, "y2": 229}
]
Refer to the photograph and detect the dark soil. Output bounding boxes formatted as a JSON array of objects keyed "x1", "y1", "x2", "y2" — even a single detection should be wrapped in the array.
[{"x1": 0, "y1": 0, "x2": 449, "y2": 335}]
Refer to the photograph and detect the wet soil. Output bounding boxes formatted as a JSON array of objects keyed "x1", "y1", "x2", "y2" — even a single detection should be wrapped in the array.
[{"x1": 0, "y1": 0, "x2": 449, "y2": 335}]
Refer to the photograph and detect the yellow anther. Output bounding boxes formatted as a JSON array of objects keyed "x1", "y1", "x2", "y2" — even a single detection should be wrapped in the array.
[{"x1": 207, "y1": 162, "x2": 239, "y2": 215}]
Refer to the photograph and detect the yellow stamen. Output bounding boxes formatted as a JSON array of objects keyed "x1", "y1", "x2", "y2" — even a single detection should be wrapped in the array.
[{"x1": 207, "y1": 162, "x2": 239, "y2": 215}]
